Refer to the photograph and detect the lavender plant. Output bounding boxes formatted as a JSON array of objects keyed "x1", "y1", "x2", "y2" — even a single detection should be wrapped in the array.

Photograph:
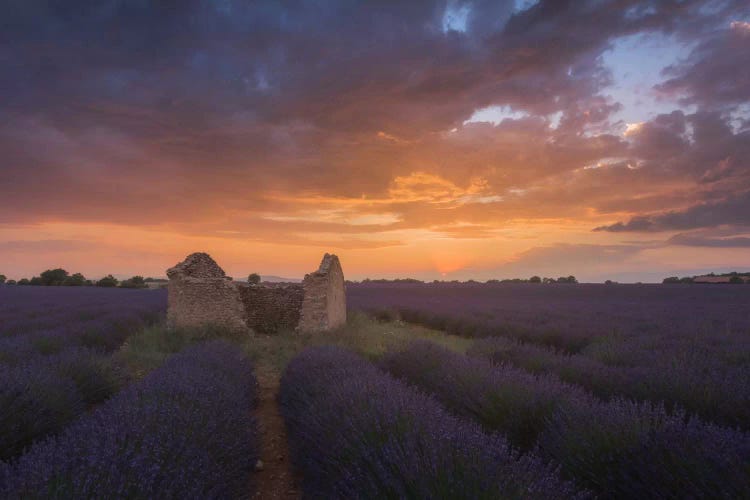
[
  {"x1": 280, "y1": 346, "x2": 586, "y2": 499},
  {"x1": 381, "y1": 340, "x2": 589, "y2": 450},
  {"x1": 469, "y1": 337, "x2": 750, "y2": 429},
  {"x1": 0, "y1": 361, "x2": 84, "y2": 460},
  {"x1": 538, "y1": 397, "x2": 750, "y2": 498},
  {"x1": 1, "y1": 340, "x2": 259, "y2": 499},
  {"x1": 381, "y1": 341, "x2": 750, "y2": 498}
]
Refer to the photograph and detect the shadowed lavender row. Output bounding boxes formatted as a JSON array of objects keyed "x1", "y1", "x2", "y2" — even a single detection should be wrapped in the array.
[
  {"x1": 0, "y1": 347, "x2": 125, "y2": 460},
  {"x1": 469, "y1": 336, "x2": 750, "y2": 429},
  {"x1": 0, "y1": 288, "x2": 167, "y2": 460},
  {"x1": 279, "y1": 345, "x2": 586, "y2": 499},
  {"x1": 0, "y1": 312, "x2": 157, "y2": 365},
  {"x1": 1, "y1": 340, "x2": 259, "y2": 499},
  {"x1": 381, "y1": 341, "x2": 750, "y2": 499}
]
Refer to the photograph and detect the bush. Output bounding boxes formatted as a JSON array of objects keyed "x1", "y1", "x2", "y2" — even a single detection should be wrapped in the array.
[
  {"x1": 40, "y1": 269, "x2": 69, "y2": 286},
  {"x1": 96, "y1": 275, "x2": 118, "y2": 287},
  {"x1": 280, "y1": 346, "x2": 585, "y2": 499},
  {"x1": 119, "y1": 276, "x2": 146, "y2": 288},
  {"x1": 247, "y1": 273, "x2": 261, "y2": 285},
  {"x1": 2, "y1": 341, "x2": 259, "y2": 498},
  {"x1": 62, "y1": 273, "x2": 86, "y2": 286}
]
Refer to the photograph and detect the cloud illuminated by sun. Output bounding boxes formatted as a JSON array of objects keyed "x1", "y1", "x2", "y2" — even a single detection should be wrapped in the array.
[{"x1": 624, "y1": 122, "x2": 644, "y2": 136}]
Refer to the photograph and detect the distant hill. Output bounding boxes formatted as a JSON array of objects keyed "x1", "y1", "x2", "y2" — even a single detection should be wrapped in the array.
[{"x1": 261, "y1": 275, "x2": 302, "y2": 283}]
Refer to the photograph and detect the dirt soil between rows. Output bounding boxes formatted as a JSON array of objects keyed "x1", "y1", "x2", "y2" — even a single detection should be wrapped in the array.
[{"x1": 252, "y1": 366, "x2": 301, "y2": 499}]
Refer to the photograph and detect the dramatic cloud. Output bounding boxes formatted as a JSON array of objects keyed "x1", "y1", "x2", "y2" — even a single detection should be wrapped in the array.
[
  {"x1": 594, "y1": 190, "x2": 750, "y2": 232},
  {"x1": 656, "y1": 18, "x2": 750, "y2": 108},
  {"x1": 1, "y1": 0, "x2": 749, "y2": 281}
]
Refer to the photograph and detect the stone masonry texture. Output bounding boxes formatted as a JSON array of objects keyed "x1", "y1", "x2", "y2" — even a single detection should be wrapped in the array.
[
  {"x1": 166, "y1": 252, "x2": 247, "y2": 331},
  {"x1": 167, "y1": 252, "x2": 346, "y2": 334},
  {"x1": 298, "y1": 253, "x2": 347, "y2": 332}
]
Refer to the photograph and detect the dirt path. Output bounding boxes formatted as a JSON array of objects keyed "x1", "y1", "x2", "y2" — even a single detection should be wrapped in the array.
[{"x1": 252, "y1": 365, "x2": 300, "y2": 500}]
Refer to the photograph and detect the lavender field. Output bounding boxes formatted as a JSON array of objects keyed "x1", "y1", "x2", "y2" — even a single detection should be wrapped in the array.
[
  {"x1": 0, "y1": 286, "x2": 167, "y2": 460},
  {"x1": 0, "y1": 286, "x2": 263, "y2": 498},
  {"x1": 2, "y1": 283, "x2": 749, "y2": 498},
  {"x1": 349, "y1": 283, "x2": 750, "y2": 427}
]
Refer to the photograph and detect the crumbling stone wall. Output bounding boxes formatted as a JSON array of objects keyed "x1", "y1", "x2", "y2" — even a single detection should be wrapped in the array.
[
  {"x1": 298, "y1": 254, "x2": 347, "y2": 332},
  {"x1": 166, "y1": 253, "x2": 247, "y2": 331},
  {"x1": 166, "y1": 252, "x2": 346, "y2": 334},
  {"x1": 239, "y1": 283, "x2": 304, "y2": 334}
]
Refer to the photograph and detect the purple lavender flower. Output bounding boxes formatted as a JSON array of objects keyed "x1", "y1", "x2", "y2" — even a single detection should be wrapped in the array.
[
  {"x1": 280, "y1": 345, "x2": 587, "y2": 499},
  {"x1": 2, "y1": 340, "x2": 259, "y2": 498}
]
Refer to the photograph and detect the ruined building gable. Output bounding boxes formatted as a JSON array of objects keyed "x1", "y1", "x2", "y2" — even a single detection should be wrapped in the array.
[
  {"x1": 167, "y1": 252, "x2": 228, "y2": 280},
  {"x1": 166, "y1": 253, "x2": 247, "y2": 331},
  {"x1": 298, "y1": 253, "x2": 347, "y2": 332},
  {"x1": 166, "y1": 252, "x2": 346, "y2": 334}
]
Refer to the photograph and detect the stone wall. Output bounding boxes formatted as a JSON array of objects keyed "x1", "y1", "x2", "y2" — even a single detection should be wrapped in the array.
[
  {"x1": 239, "y1": 283, "x2": 304, "y2": 334},
  {"x1": 166, "y1": 252, "x2": 346, "y2": 334},
  {"x1": 166, "y1": 253, "x2": 247, "y2": 331},
  {"x1": 298, "y1": 254, "x2": 347, "y2": 332}
]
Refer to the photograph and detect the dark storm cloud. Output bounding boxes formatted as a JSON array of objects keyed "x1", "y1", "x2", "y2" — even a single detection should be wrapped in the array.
[
  {"x1": 594, "y1": 190, "x2": 750, "y2": 232},
  {"x1": 668, "y1": 232, "x2": 750, "y2": 248}
]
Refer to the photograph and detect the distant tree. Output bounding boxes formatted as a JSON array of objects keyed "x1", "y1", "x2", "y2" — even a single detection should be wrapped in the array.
[
  {"x1": 96, "y1": 275, "x2": 119, "y2": 287},
  {"x1": 247, "y1": 273, "x2": 261, "y2": 285},
  {"x1": 604, "y1": 280, "x2": 617, "y2": 285},
  {"x1": 729, "y1": 275, "x2": 744, "y2": 284},
  {"x1": 17, "y1": 278, "x2": 30, "y2": 285},
  {"x1": 543, "y1": 277, "x2": 556, "y2": 284},
  {"x1": 120, "y1": 276, "x2": 147, "y2": 288},
  {"x1": 62, "y1": 273, "x2": 86, "y2": 286},
  {"x1": 6, "y1": 279, "x2": 16, "y2": 285},
  {"x1": 0, "y1": 274, "x2": 5, "y2": 284},
  {"x1": 29, "y1": 277, "x2": 43, "y2": 286},
  {"x1": 40, "y1": 268, "x2": 69, "y2": 286},
  {"x1": 679, "y1": 277, "x2": 694, "y2": 284},
  {"x1": 556, "y1": 276, "x2": 578, "y2": 284},
  {"x1": 662, "y1": 276, "x2": 680, "y2": 284},
  {"x1": 529, "y1": 276, "x2": 542, "y2": 283}
]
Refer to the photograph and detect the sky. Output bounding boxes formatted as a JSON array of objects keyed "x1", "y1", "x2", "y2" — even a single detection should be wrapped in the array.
[{"x1": 1, "y1": 0, "x2": 749, "y2": 283}]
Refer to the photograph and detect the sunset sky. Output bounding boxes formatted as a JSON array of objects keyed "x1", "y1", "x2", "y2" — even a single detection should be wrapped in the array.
[{"x1": 2, "y1": 0, "x2": 749, "y2": 282}]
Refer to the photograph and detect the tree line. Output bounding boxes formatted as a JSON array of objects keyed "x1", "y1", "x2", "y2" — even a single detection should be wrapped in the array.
[{"x1": 0, "y1": 269, "x2": 164, "y2": 288}]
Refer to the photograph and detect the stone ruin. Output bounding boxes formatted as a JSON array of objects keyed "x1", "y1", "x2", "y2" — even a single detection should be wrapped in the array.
[{"x1": 166, "y1": 252, "x2": 346, "y2": 334}]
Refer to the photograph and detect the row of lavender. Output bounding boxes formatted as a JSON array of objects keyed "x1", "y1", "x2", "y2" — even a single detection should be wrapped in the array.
[
  {"x1": 381, "y1": 341, "x2": 750, "y2": 499},
  {"x1": 0, "y1": 286, "x2": 166, "y2": 349},
  {"x1": 469, "y1": 336, "x2": 749, "y2": 429},
  {"x1": 0, "y1": 287, "x2": 167, "y2": 460},
  {"x1": 348, "y1": 282, "x2": 750, "y2": 429},
  {"x1": 1, "y1": 340, "x2": 259, "y2": 498},
  {"x1": 280, "y1": 346, "x2": 587, "y2": 499}
]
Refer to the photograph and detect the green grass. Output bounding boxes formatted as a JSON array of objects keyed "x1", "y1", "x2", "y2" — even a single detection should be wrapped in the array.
[
  {"x1": 117, "y1": 311, "x2": 470, "y2": 380},
  {"x1": 116, "y1": 322, "x2": 247, "y2": 379}
]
